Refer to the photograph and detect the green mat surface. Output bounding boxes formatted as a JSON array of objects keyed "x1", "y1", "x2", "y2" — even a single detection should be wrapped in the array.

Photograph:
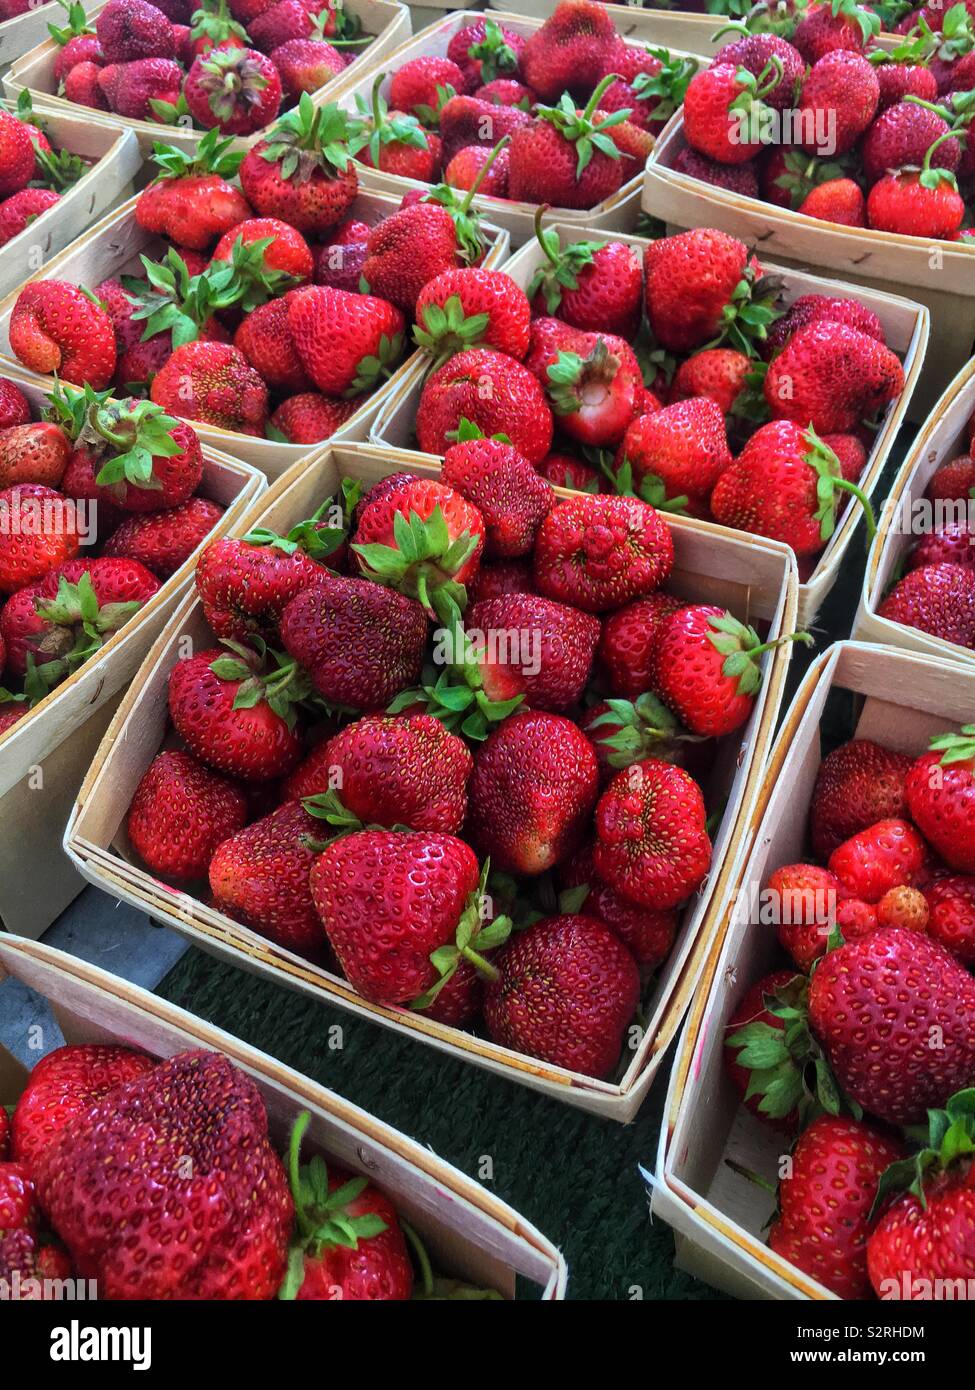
[{"x1": 155, "y1": 441, "x2": 909, "y2": 1300}]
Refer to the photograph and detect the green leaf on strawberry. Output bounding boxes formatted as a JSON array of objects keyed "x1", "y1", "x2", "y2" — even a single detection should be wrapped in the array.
[
  {"x1": 48, "y1": 0, "x2": 92, "y2": 44},
  {"x1": 805, "y1": 424, "x2": 877, "y2": 544},
  {"x1": 410, "y1": 858, "x2": 512, "y2": 1009},
  {"x1": 349, "y1": 331, "x2": 405, "y2": 396},
  {"x1": 148, "y1": 127, "x2": 245, "y2": 181},
  {"x1": 632, "y1": 49, "x2": 699, "y2": 121},
  {"x1": 536, "y1": 75, "x2": 630, "y2": 178},
  {"x1": 927, "y1": 722, "x2": 975, "y2": 765},
  {"x1": 260, "y1": 96, "x2": 355, "y2": 183},
  {"x1": 467, "y1": 16, "x2": 519, "y2": 83},
  {"x1": 91, "y1": 399, "x2": 184, "y2": 491},
  {"x1": 705, "y1": 611, "x2": 813, "y2": 696},
  {"x1": 348, "y1": 73, "x2": 432, "y2": 166},
  {"x1": 413, "y1": 294, "x2": 491, "y2": 368}
]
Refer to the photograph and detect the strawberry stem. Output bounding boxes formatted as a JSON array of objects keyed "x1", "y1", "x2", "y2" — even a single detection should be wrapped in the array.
[
  {"x1": 833, "y1": 478, "x2": 877, "y2": 541},
  {"x1": 460, "y1": 944, "x2": 500, "y2": 982},
  {"x1": 724, "y1": 1158, "x2": 777, "y2": 1195},
  {"x1": 459, "y1": 134, "x2": 510, "y2": 211},
  {"x1": 581, "y1": 72, "x2": 621, "y2": 124},
  {"x1": 400, "y1": 1218, "x2": 434, "y2": 1297}
]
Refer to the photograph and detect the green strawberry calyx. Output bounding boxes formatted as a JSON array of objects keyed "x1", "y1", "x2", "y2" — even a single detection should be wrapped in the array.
[
  {"x1": 210, "y1": 636, "x2": 315, "y2": 730},
  {"x1": 632, "y1": 49, "x2": 700, "y2": 122},
  {"x1": 805, "y1": 424, "x2": 878, "y2": 544},
  {"x1": 411, "y1": 859, "x2": 512, "y2": 1009},
  {"x1": 48, "y1": 0, "x2": 92, "y2": 44},
  {"x1": 927, "y1": 722, "x2": 975, "y2": 766},
  {"x1": 416, "y1": 136, "x2": 510, "y2": 265},
  {"x1": 30, "y1": 143, "x2": 86, "y2": 192},
  {"x1": 707, "y1": 612, "x2": 813, "y2": 695},
  {"x1": 321, "y1": 1, "x2": 372, "y2": 48},
  {"x1": 259, "y1": 96, "x2": 355, "y2": 184},
  {"x1": 83, "y1": 398, "x2": 186, "y2": 493},
  {"x1": 770, "y1": 150, "x2": 849, "y2": 211},
  {"x1": 348, "y1": 74, "x2": 432, "y2": 167},
  {"x1": 526, "y1": 204, "x2": 606, "y2": 315},
  {"x1": 535, "y1": 75, "x2": 631, "y2": 180},
  {"x1": 147, "y1": 127, "x2": 246, "y2": 182},
  {"x1": 31, "y1": 571, "x2": 142, "y2": 678},
  {"x1": 413, "y1": 82, "x2": 457, "y2": 128},
  {"x1": 244, "y1": 480, "x2": 360, "y2": 562},
  {"x1": 829, "y1": 0, "x2": 881, "y2": 43},
  {"x1": 870, "y1": 1087, "x2": 975, "y2": 1220},
  {"x1": 546, "y1": 337, "x2": 622, "y2": 417},
  {"x1": 467, "y1": 16, "x2": 519, "y2": 84},
  {"x1": 123, "y1": 248, "x2": 247, "y2": 351},
  {"x1": 278, "y1": 1110, "x2": 389, "y2": 1301},
  {"x1": 211, "y1": 234, "x2": 303, "y2": 312},
  {"x1": 352, "y1": 504, "x2": 480, "y2": 620},
  {"x1": 197, "y1": 46, "x2": 270, "y2": 124},
  {"x1": 348, "y1": 331, "x2": 405, "y2": 397},
  {"x1": 444, "y1": 417, "x2": 512, "y2": 445},
  {"x1": 728, "y1": 53, "x2": 786, "y2": 122},
  {"x1": 922, "y1": 3, "x2": 975, "y2": 63},
  {"x1": 413, "y1": 294, "x2": 491, "y2": 369},
  {"x1": 189, "y1": 0, "x2": 248, "y2": 50},
  {"x1": 703, "y1": 260, "x2": 784, "y2": 356},
  {"x1": 917, "y1": 129, "x2": 964, "y2": 193},
  {"x1": 604, "y1": 451, "x2": 689, "y2": 515},
  {"x1": 586, "y1": 694, "x2": 703, "y2": 769}
]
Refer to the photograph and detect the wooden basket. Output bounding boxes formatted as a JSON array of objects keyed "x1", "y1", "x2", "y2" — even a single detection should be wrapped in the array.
[
  {"x1": 370, "y1": 223, "x2": 929, "y2": 630},
  {"x1": 335, "y1": 8, "x2": 710, "y2": 247},
  {"x1": 650, "y1": 640, "x2": 975, "y2": 1299},
  {"x1": 3, "y1": 0, "x2": 412, "y2": 157},
  {"x1": 0, "y1": 192, "x2": 510, "y2": 479},
  {"x1": 643, "y1": 110, "x2": 972, "y2": 421},
  {"x1": 855, "y1": 356, "x2": 975, "y2": 667},
  {"x1": 0, "y1": 0, "x2": 85, "y2": 68},
  {"x1": 0, "y1": 364, "x2": 266, "y2": 937},
  {"x1": 0, "y1": 100, "x2": 141, "y2": 301},
  {"x1": 65, "y1": 439, "x2": 799, "y2": 1122},
  {"x1": 0, "y1": 934, "x2": 566, "y2": 1300}
]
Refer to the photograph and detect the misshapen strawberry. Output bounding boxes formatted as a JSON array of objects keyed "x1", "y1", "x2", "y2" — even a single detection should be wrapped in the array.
[
  {"x1": 594, "y1": 759, "x2": 712, "y2": 909},
  {"x1": 828, "y1": 818, "x2": 927, "y2": 902},
  {"x1": 532, "y1": 493, "x2": 673, "y2": 613},
  {"x1": 127, "y1": 749, "x2": 247, "y2": 880},
  {"x1": 765, "y1": 320, "x2": 905, "y2": 432},
  {"x1": 520, "y1": 0, "x2": 617, "y2": 101},
  {"x1": 97, "y1": 58, "x2": 183, "y2": 119},
  {"x1": 906, "y1": 725, "x2": 975, "y2": 871},
  {"x1": 151, "y1": 341, "x2": 269, "y2": 436},
  {"x1": 441, "y1": 427, "x2": 551, "y2": 558},
  {"x1": 96, "y1": 0, "x2": 176, "y2": 62},
  {"x1": 9, "y1": 282, "x2": 116, "y2": 389}
]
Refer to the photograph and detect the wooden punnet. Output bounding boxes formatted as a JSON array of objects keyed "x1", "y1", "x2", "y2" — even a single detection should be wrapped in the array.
[
  {"x1": 65, "y1": 440, "x2": 798, "y2": 1122},
  {"x1": 643, "y1": 110, "x2": 970, "y2": 420},
  {"x1": 0, "y1": 0, "x2": 87, "y2": 68},
  {"x1": 0, "y1": 934, "x2": 567, "y2": 1300},
  {"x1": 335, "y1": 9, "x2": 709, "y2": 246},
  {"x1": 0, "y1": 100, "x2": 141, "y2": 300},
  {"x1": 650, "y1": 641, "x2": 974, "y2": 1299},
  {"x1": 0, "y1": 192, "x2": 510, "y2": 478},
  {"x1": 856, "y1": 355, "x2": 975, "y2": 667},
  {"x1": 370, "y1": 223, "x2": 929, "y2": 629},
  {"x1": 4, "y1": 0, "x2": 412, "y2": 156},
  {"x1": 0, "y1": 365, "x2": 266, "y2": 937}
]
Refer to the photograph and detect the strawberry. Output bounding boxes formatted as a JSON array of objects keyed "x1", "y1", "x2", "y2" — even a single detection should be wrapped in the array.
[
  {"x1": 799, "y1": 176, "x2": 867, "y2": 225},
  {"x1": 466, "y1": 558, "x2": 535, "y2": 603},
  {"x1": 273, "y1": 37, "x2": 346, "y2": 100},
  {"x1": 528, "y1": 319, "x2": 644, "y2": 449},
  {"x1": 414, "y1": 267, "x2": 531, "y2": 366},
  {"x1": 618, "y1": 399, "x2": 731, "y2": 511},
  {"x1": 97, "y1": 58, "x2": 183, "y2": 118},
  {"x1": 208, "y1": 800, "x2": 326, "y2": 952},
  {"x1": 0, "y1": 189, "x2": 61, "y2": 248},
  {"x1": 520, "y1": 0, "x2": 613, "y2": 100},
  {"x1": 675, "y1": 145, "x2": 759, "y2": 197},
  {"x1": 289, "y1": 712, "x2": 472, "y2": 833},
  {"x1": 312, "y1": 224, "x2": 368, "y2": 292},
  {"x1": 559, "y1": 842, "x2": 677, "y2": 969},
  {"x1": 64, "y1": 58, "x2": 107, "y2": 109},
  {"x1": 797, "y1": 50, "x2": 880, "y2": 156},
  {"x1": 311, "y1": 830, "x2": 508, "y2": 1005},
  {"x1": 185, "y1": 46, "x2": 282, "y2": 135},
  {"x1": 0, "y1": 113, "x2": 40, "y2": 200},
  {"x1": 438, "y1": 94, "x2": 531, "y2": 162},
  {"x1": 196, "y1": 525, "x2": 335, "y2": 640},
  {"x1": 710, "y1": 33, "x2": 804, "y2": 110},
  {"x1": 287, "y1": 284, "x2": 405, "y2": 396},
  {"x1": 909, "y1": 520, "x2": 975, "y2": 570},
  {"x1": 95, "y1": 0, "x2": 175, "y2": 62},
  {"x1": 270, "y1": 392, "x2": 358, "y2": 443},
  {"x1": 876, "y1": 884, "x2": 930, "y2": 931},
  {"x1": 168, "y1": 639, "x2": 310, "y2": 780},
  {"x1": 34, "y1": 1051, "x2": 293, "y2": 1299},
  {"x1": 0, "y1": 379, "x2": 30, "y2": 430},
  {"x1": 828, "y1": 817, "x2": 927, "y2": 902},
  {"x1": 441, "y1": 427, "x2": 551, "y2": 558},
  {"x1": 810, "y1": 738, "x2": 912, "y2": 861},
  {"x1": 11, "y1": 1044, "x2": 155, "y2": 1172},
  {"x1": 867, "y1": 140, "x2": 966, "y2": 238},
  {"x1": 923, "y1": 874, "x2": 975, "y2": 961},
  {"x1": 644, "y1": 229, "x2": 781, "y2": 356},
  {"x1": 0, "y1": 1108, "x2": 7, "y2": 1160},
  {"x1": 461, "y1": 592, "x2": 600, "y2": 713},
  {"x1": 507, "y1": 77, "x2": 630, "y2": 209},
  {"x1": 878, "y1": 562, "x2": 975, "y2": 646},
  {"x1": 862, "y1": 100, "x2": 960, "y2": 184},
  {"x1": 444, "y1": 143, "x2": 510, "y2": 195},
  {"x1": 187, "y1": 0, "x2": 247, "y2": 58},
  {"x1": 711, "y1": 421, "x2": 876, "y2": 556},
  {"x1": 682, "y1": 61, "x2": 781, "y2": 166},
  {"x1": 876, "y1": 57, "x2": 939, "y2": 110},
  {"x1": 906, "y1": 725, "x2": 975, "y2": 871},
  {"x1": 389, "y1": 55, "x2": 464, "y2": 118},
  {"x1": 211, "y1": 216, "x2": 313, "y2": 281},
  {"x1": 137, "y1": 131, "x2": 252, "y2": 250},
  {"x1": 927, "y1": 454, "x2": 975, "y2": 503},
  {"x1": 532, "y1": 493, "x2": 673, "y2": 613},
  {"x1": 349, "y1": 75, "x2": 442, "y2": 182},
  {"x1": 599, "y1": 44, "x2": 700, "y2": 134},
  {"x1": 793, "y1": 0, "x2": 878, "y2": 62},
  {"x1": 595, "y1": 591, "x2": 684, "y2": 699},
  {"x1": 9, "y1": 281, "x2": 116, "y2": 389},
  {"x1": 416, "y1": 347, "x2": 554, "y2": 464},
  {"x1": 150, "y1": 340, "x2": 269, "y2": 435},
  {"x1": 239, "y1": 98, "x2": 358, "y2": 235},
  {"x1": 808, "y1": 928, "x2": 975, "y2": 1123},
  {"x1": 669, "y1": 349, "x2": 754, "y2": 417},
  {"x1": 763, "y1": 292, "x2": 886, "y2": 353},
  {"x1": 0, "y1": 423, "x2": 69, "y2": 489},
  {"x1": 594, "y1": 758, "x2": 711, "y2": 909},
  {"x1": 723, "y1": 969, "x2": 805, "y2": 1132},
  {"x1": 50, "y1": 0, "x2": 103, "y2": 80},
  {"x1": 769, "y1": 1115, "x2": 904, "y2": 1300},
  {"x1": 535, "y1": 451, "x2": 600, "y2": 492},
  {"x1": 527, "y1": 217, "x2": 643, "y2": 340},
  {"x1": 466, "y1": 709, "x2": 598, "y2": 874},
  {"x1": 0, "y1": 486, "x2": 82, "y2": 594},
  {"x1": 234, "y1": 295, "x2": 310, "y2": 394},
  {"x1": 448, "y1": 16, "x2": 524, "y2": 92},
  {"x1": 280, "y1": 1112, "x2": 413, "y2": 1301},
  {"x1": 764, "y1": 862, "x2": 845, "y2": 970},
  {"x1": 127, "y1": 748, "x2": 247, "y2": 880},
  {"x1": 280, "y1": 572, "x2": 427, "y2": 709},
  {"x1": 360, "y1": 199, "x2": 479, "y2": 317}
]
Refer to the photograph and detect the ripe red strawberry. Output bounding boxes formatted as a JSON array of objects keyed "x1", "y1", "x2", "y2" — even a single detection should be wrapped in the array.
[
  {"x1": 769, "y1": 1115, "x2": 904, "y2": 1300},
  {"x1": 862, "y1": 101, "x2": 960, "y2": 184},
  {"x1": 675, "y1": 145, "x2": 759, "y2": 197},
  {"x1": 96, "y1": 0, "x2": 175, "y2": 61},
  {"x1": 187, "y1": 0, "x2": 247, "y2": 58},
  {"x1": 280, "y1": 1113, "x2": 413, "y2": 1301},
  {"x1": 441, "y1": 429, "x2": 551, "y2": 558},
  {"x1": 828, "y1": 818, "x2": 927, "y2": 902},
  {"x1": 448, "y1": 16, "x2": 524, "y2": 92},
  {"x1": 416, "y1": 347, "x2": 554, "y2": 463},
  {"x1": 683, "y1": 62, "x2": 780, "y2": 165},
  {"x1": 535, "y1": 451, "x2": 600, "y2": 492},
  {"x1": 0, "y1": 378, "x2": 30, "y2": 430},
  {"x1": 520, "y1": 0, "x2": 615, "y2": 101},
  {"x1": 906, "y1": 726, "x2": 975, "y2": 871},
  {"x1": 280, "y1": 572, "x2": 427, "y2": 710},
  {"x1": 196, "y1": 518, "x2": 341, "y2": 640},
  {"x1": 527, "y1": 319, "x2": 644, "y2": 449},
  {"x1": 64, "y1": 59, "x2": 110, "y2": 109},
  {"x1": 97, "y1": 57, "x2": 183, "y2": 118},
  {"x1": 559, "y1": 843, "x2": 677, "y2": 969},
  {"x1": 793, "y1": 0, "x2": 878, "y2": 63},
  {"x1": 311, "y1": 830, "x2": 508, "y2": 1005},
  {"x1": 9, "y1": 281, "x2": 116, "y2": 389},
  {"x1": 710, "y1": 33, "x2": 804, "y2": 110},
  {"x1": 185, "y1": 46, "x2": 282, "y2": 134},
  {"x1": 507, "y1": 78, "x2": 630, "y2": 209},
  {"x1": 809, "y1": 927, "x2": 975, "y2": 1123},
  {"x1": 764, "y1": 862, "x2": 845, "y2": 970},
  {"x1": 361, "y1": 200, "x2": 477, "y2": 316},
  {"x1": 127, "y1": 749, "x2": 247, "y2": 880},
  {"x1": 348, "y1": 74, "x2": 442, "y2": 181},
  {"x1": 594, "y1": 758, "x2": 711, "y2": 909},
  {"x1": 595, "y1": 591, "x2": 683, "y2": 699},
  {"x1": 208, "y1": 801, "x2": 327, "y2": 953},
  {"x1": 239, "y1": 98, "x2": 359, "y2": 235},
  {"x1": 619, "y1": 399, "x2": 731, "y2": 511},
  {"x1": 414, "y1": 267, "x2": 531, "y2": 365},
  {"x1": 460, "y1": 592, "x2": 599, "y2": 713},
  {"x1": 34, "y1": 1051, "x2": 293, "y2": 1299},
  {"x1": 644, "y1": 229, "x2": 781, "y2": 356},
  {"x1": 652, "y1": 604, "x2": 810, "y2": 738},
  {"x1": 797, "y1": 50, "x2": 880, "y2": 156},
  {"x1": 810, "y1": 738, "x2": 912, "y2": 861},
  {"x1": 923, "y1": 874, "x2": 975, "y2": 962},
  {"x1": 466, "y1": 710, "x2": 597, "y2": 874},
  {"x1": 438, "y1": 94, "x2": 531, "y2": 163},
  {"x1": 867, "y1": 151, "x2": 965, "y2": 239},
  {"x1": 247, "y1": 0, "x2": 321, "y2": 52},
  {"x1": 136, "y1": 130, "x2": 253, "y2": 249},
  {"x1": 273, "y1": 37, "x2": 346, "y2": 100},
  {"x1": 878, "y1": 562, "x2": 975, "y2": 647},
  {"x1": 527, "y1": 219, "x2": 643, "y2": 340},
  {"x1": 533, "y1": 493, "x2": 673, "y2": 613},
  {"x1": 271, "y1": 392, "x2": 358, "y2": 443},
  {"x1": 444, "y1": 142, "x2": 510, "y2": 195},
  {"x1": 169, "y1": 640, "x2": 309, "y2": 780},
  {"x1": 11, "y1": 1044, "x2": 156, "y2": 1172},
  {"x1": 0, "y1": 423, "x2": 69, "y2": 489},
  {"x1": 234, "y1": 295, "x2": 310, "y2": 394},
  {"x1": 212, "y1": 216, "x2": 313, "y2": 281},
  {"x1": 0, "y1": 110, "x2": 39, "y2": 200},
  {"x1": 287, "y1": 284, "x2": 405, "y2": 396},
  {"x1": 103, "y1": 497, "x2": 224, "y2": 579},
  {"x1": 799, "y1": 177, "x2": 866, "y2": 225},
  {"x1": 0, "y1": 189, "x2": 61, "y2": 248},
  {"x1": 312, "y1": 222, "x2": 368, "y2": 291},
  {"x1": 389, "y1": 54, "x2": 464, "y2": 117},
  {"x1": 909, "y1": 520, "x2": 975, "y2": 570},
  {"x1": 0, "y1": 486, "x2": 82, "y2": 594},
  {"x1": 876, "y1": 58, "x2": 938, "y2": 110},
  {"x1": 723, "y1": 969, "x2": 806, "y2": 1132},
  {"x1": 483, "y1": 914, "x2": 640, "y2": 1079},
  {"x1": 668, "y1": 349, "x2": 754, "y2": 417},
  {"x1": 599, "y1": 43, "x2": 700, "y2": 134},
  {"x1": 151, "y1": 341, "x2": 269, "y2": 436},
  {"x1": 927, "y1": 454, "x2": 975, "y2": 503},
  {"x1": 56, "y1": 394, "x2": 204, "y2": 513}
]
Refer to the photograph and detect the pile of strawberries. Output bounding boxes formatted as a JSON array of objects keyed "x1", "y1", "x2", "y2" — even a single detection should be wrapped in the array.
[
  {"x1": 121, "y1": 437, "x2": 802, "y2": 1081},
  {"x1": 0, "y1": 93, "x2": 93, "y2": 249},
  {"x1": 725, "y1": 729, "x2": 975, "y2": 1298},
  {"x1": 0, "y1": 1042, "x2": 492, "y2": 1300},
  {"x1": 343, "y1": 2, "x2": 697, "y2": 209},
  {"x1": 673, "y1": 0, "x2": 975, "y2": 239},
  {"x1": 0, "y1": 374, "x2": 225, "y2": 735},
  {"x1": 48, "y1": 0, "x2": 371, "y2": 130},
  {"x1": 878, "y1": 414, "x2": 975, "y2": 647},
  {"x1": 3, "y1": 104, "x2": 510, "y2": 446}
]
